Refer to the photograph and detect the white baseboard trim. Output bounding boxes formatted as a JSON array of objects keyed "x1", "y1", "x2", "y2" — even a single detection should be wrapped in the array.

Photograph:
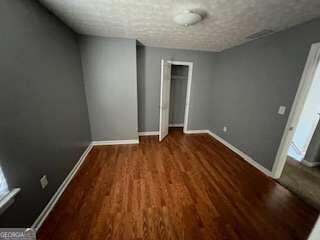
[
  {"x1": 169, "y1": 123, "x2": 184, "y2": 127},
  {"x1": 184, "y1": 129, "x2": 208, "y2": 134},
  {"x1": 31, "y1": 143, "x2": 94, "y2": 231},
  {"x1": 138, "y1": 131, "x2": 159, "y2": 136},
  {"x1": 92, "y1": 139, "x2": 139, "y2": 145},
  {"x1": 301, "y1": 160, "x2": 320, "y2": 167},
  {"x1": 206, "y1": 130, "x2": 273, "y2": 177},
  {"x1": 30, "y1": 130, "x2": 274, "y2": 231}
]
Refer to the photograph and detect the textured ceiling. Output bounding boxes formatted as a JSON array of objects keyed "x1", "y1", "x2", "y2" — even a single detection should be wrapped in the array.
[{"x1": 40, "y1": 0, "x2": 320, "y2": 52}]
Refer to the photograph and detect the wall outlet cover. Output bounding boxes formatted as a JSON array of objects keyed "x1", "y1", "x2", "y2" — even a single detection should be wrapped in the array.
[
  {"x1": 278, "y1": 106, "x2": 286, "y2": 115},
  {"x1": 40, "y1": 175, "x2": 48, "y2": 189},
  {"x1": 223, "y1": 126, "x2": 227, "y2": 132}
]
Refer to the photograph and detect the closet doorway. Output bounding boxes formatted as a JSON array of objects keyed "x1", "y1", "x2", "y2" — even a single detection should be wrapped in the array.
[{"x1": 159, "y1": 60, "x2": 193, "y2": 141}]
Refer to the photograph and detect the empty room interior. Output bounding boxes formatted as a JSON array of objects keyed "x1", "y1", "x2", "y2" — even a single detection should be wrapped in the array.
[{"x1": 2, "y1": 0, "x2": 320, "y2": 239}]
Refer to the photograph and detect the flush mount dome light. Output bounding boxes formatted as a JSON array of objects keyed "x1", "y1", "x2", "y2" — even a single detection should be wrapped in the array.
[{"x1": 174, "y1": 10, "x2": 202, "y2": 26}]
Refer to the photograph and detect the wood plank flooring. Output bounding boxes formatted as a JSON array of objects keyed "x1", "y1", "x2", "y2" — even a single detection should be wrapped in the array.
[{"x1": 38, "y1": 128, "x2": 318, "y2": 240}]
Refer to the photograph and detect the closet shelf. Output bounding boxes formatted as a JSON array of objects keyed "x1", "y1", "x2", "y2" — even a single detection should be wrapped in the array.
[{"x1": 172, "y1": 75, "x2": 186, "y2": 79}]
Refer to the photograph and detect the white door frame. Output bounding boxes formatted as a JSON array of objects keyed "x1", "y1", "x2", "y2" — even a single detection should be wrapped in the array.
[
  {"x1": 167, "y1": 60, "x2": 194, "y2": 133},
  {"x1": 272, "y1": 42, "x2": 320, "y2": 178}
]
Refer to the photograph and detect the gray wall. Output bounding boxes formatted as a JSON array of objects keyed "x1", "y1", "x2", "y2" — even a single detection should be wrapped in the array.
[
  {"x1": 169, "y1": 65, "x2": 188, "y2": 125},
  {"x1": 80, "y1": 36, "x2": 138, "y2": 141},
  {"x1": 0, "y1": 0, "x2": 91, "y2": 227},
  {"x1": 209, "y1": 18, "x2": 320, "y2": 171},
  {"x1": 137, "y1": 46, "x2": 217, "y2": 132},
  {"x1": 2, "y1": 1, "x2": 319, "y2": 229},
  {"x1": 304, "y1": 122, "x2": 320, "y2": 163}
]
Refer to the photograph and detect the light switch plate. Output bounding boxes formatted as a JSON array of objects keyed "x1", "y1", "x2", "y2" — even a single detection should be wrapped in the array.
[{"x1": 278, "y1": 106, "x2": 286, "y2": 115}]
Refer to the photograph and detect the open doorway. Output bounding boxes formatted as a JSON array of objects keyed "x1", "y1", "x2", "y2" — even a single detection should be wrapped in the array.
[
  {"x1": 169, "y1": 65, "x2": 188, "y2": 128},
  {"x1": 159, "y1": 60, "x2": 193, "y2": 141},
  {"x1": 287, "y1": 56, "x2": 320, "y2": 164},
  {"x1": 274, "y1": 42, "x2": 320, "y2": 210}
]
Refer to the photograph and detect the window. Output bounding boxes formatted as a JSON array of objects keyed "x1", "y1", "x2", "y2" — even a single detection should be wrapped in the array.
[{"x1": 0, "y1": 166, "x2": 9, "y2": 200}]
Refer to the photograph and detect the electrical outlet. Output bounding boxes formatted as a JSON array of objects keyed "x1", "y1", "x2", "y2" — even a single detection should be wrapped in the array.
[
  {"x1": 223, "y1": 126, "x2": 227, "y2": 132},
  {"x1": 40, "y1": 175, "x2": 48, "y2": 189}
]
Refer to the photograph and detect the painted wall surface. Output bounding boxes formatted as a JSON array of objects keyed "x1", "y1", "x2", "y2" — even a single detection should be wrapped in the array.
[
  {"x1": 1, "y1": 3, "x2": 320, "y2": 230},
  {"x1": 80, "y1": 36, "x2": 138, "y2": 141},
  {"x1": 289, "y1": 63, "x2": 320, "y2": 160},
  {"x1": 0, "y1": 0, "x2": 91, "y2": 227},
  {"x1": 210, "y1": 18, "x2": 320, "y2": 170},
  {"x1": 137, "y1": 46, "x2": 217, "y2": 132},
  {"x1": 169, "y1": 65, "x2": 188, "y2": 125}
]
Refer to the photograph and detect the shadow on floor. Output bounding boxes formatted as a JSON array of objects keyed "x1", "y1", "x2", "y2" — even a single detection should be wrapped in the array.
[{"x1": 277, "y1": 156, "x2": 320, "y2": 211}]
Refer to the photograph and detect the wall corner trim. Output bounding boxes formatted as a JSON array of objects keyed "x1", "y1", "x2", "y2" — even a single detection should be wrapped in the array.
[
  {"x1": 301, "y1": 160, "x2": 320, "y2": 167},
  {"x1": 184, "y1": 130, "x2": 208, "y2": 134},
  {"x1": 185, "y1": 129, "x2": 273, "y2": 177},
  {"x1": 31, "y1": 130, "x2": 273, "y2": 231},
  {"x1": 31, "y1": 143, "x2": 94, "y2": 231},
  {"x1": 206, "y1": 130, "x2": 273, "y2": 177},
  {"x1": 32, "y1": 139, "x2": 140, "y2": 231},
  {"x1": 169, "y1": 123, "x2": 184, "y2": 127},
  {"x1": 138, "y1": 131, "x2": 159, "y2": 136},
  {"x1": 92, "y1": 139, "x2": 139, "y2": 145}
]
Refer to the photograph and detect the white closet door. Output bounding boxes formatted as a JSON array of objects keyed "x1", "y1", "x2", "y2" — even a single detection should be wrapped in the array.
[{"x1": 159, "y1": 60, "x2": 171, "y2": 141}]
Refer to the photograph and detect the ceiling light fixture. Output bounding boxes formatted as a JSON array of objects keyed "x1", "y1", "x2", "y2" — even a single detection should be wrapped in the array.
[{"x1": 174, "y1": 10, "x2": 202, "y2": 26}]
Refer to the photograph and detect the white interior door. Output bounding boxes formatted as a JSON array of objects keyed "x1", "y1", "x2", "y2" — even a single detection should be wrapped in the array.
[{"x1": 159, "y1": 60, "x2": 171, "y2": 141}]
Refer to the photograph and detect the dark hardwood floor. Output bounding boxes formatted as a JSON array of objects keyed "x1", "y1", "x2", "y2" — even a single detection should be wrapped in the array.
[{"x1": 38, "y1": 128, "x2": 318, "y2": 240}]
